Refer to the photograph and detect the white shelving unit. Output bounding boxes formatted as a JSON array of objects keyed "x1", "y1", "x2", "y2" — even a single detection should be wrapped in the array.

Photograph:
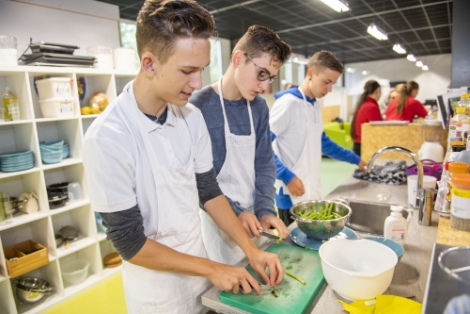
[{"x1": 0, "y1": 66, "x2": 133, "y2": 313}]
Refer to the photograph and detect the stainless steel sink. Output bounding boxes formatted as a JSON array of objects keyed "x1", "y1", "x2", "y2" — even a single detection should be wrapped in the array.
[{"x1": 345, "y1": 200, "x2": 413, "y2": 235}]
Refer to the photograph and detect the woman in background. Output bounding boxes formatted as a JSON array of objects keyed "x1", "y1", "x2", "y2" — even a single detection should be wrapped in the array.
[
  {"x1": 351, "y1": 80, "x2": 382, "y2": 156},
  {"x1": 384, "y1": 81, "x2": 428, "y2": 122}
]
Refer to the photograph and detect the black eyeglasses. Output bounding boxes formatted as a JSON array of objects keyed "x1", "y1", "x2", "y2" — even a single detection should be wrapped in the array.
[{"x1": 244, "y1": 53, "x2": 276, "y2": 85}]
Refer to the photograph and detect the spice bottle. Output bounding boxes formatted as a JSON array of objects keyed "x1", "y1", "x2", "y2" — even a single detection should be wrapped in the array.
[{"x1": 450, "y1": 174, "x2": 470, "y2": 231}]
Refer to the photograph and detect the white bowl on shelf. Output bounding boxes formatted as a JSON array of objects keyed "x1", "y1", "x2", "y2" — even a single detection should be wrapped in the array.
[{"x1": 61, "y1": 259, "x2": 90, "y2": 285}]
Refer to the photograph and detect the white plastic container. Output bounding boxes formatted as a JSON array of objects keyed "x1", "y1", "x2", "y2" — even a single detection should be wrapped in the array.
[
  {"x1": 113, "y1": 47, "x2": 136, "y2": 71},
  {"x1": 61, "y1": 259, "x2": 90, "y2": 285},
  {"x1": 384, "y1": 205, "x2": 408, "y2": 246},
  {"x1": 407, "y1": 174, "x2": 437, "y2": 206},
  {"x1": 0, "y1": 35, "x2": 18, "y2": 66},
  {"x1": 39, "y1": 98, "x2": 74, "y2": 118},
  {"x1": 87, "y1": 46, "x2": 113, "y2": 69},
  {"x1": 36, "y1": 77, "x2": 72, "y2": 99}
]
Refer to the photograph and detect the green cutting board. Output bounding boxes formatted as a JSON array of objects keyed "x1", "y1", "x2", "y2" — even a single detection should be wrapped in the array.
[{"x1": 219, "y1": 243, "x2": 325, "y2": 314}]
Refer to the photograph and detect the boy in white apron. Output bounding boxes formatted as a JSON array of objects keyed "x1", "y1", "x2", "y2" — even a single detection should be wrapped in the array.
[
  {"x1": 190, "y1": 25, "x2": 291, "y2": 266},
  {"x1": 83, "y1": 2, "x2": 284, "y2": 313},
  {"x1": 270, "y1": 51, "x2": 366, "y2": 226}
]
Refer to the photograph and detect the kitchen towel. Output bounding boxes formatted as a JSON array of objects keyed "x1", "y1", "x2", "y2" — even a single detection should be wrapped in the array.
[
  {"x1": 353, "y1": 161, "x2": 407, "y2": 185},
  {"x1": 338, "y1": 295, "x2": 422, "y2": 314}
]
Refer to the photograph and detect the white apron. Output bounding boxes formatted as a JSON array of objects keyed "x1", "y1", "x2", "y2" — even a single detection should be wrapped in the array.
[
  {"x1": 199, "y1": 78, "x2": 268, "y2": 266},
  {"x1": 274, "y1": 88, "x2": 323, "y2": 205},
  {"x1": 121, "y1": 82, "x2": 210, "y2": 314}
]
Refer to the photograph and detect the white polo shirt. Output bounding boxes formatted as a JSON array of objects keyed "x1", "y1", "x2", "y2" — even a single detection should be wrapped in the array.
[
  {"x1": 270, "y1": 93, "x2": 323, "y2": 169},
  {"x1": 83, "y1": 80, "x2": 213, "y2": 214}
]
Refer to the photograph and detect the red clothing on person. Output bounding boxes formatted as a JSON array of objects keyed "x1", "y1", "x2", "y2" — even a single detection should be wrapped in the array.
[
  {"x1": 384, "y1": 96, "x2": 428, "y2": 122},
  {"x1": 353, "y1": 96, "x2": 382, "y2": 143}
]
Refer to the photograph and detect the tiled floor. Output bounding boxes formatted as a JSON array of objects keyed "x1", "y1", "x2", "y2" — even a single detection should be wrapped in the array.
[{"x1": 44, "y1": 158, "x2": 357, "y2": 314}]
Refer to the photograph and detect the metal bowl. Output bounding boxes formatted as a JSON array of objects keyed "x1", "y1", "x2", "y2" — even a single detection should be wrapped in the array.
[
  {"x1": 14, "y1": 277, "x2": 53, "y2": 304},
  {"x1": 290, "y1": 200, "x2": 352, "y2": 240}
]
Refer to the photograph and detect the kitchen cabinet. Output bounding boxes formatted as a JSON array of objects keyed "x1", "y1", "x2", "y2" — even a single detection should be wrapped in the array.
[{"x1": 0, "y1": 65, "x2": 136, "y2": 314}]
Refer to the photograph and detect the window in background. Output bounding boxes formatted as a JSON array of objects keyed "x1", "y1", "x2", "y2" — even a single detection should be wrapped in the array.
[
  {"x1": 119, "y1": 21, "x2": 140, "y2": 70},
  {"x1": 118, "y1": 21, "x2": 224, "y2": 84},
  {"x1": 209, "y1": 38, "x2": 223, "y2": 84}
]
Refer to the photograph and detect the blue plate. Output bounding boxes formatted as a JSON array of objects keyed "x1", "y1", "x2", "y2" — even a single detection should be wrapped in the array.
[
  {"x1": 290, "y1": 226, "x2": 358, "y2": 250},
  {"x1": 364, "y1": 236, "x2": 404, "y2": 261}
]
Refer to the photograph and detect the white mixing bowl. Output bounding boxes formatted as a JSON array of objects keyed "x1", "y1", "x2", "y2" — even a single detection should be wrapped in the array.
[{"x1": 319, "y1": 239, "x2": 398, "y2": 300}]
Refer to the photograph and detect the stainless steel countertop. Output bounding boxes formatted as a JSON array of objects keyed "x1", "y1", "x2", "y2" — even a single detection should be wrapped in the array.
[{"x1": 202, "y1": 176, "x2": 439, "y2": 314}]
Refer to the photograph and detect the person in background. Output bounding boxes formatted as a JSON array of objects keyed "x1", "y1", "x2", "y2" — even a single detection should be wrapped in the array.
[
  {"x1": 83, "y1": 2, "x2": 283, "y2": 313},
  {"x1": 384, "y1": 81, "x2": 428, "y2": 122},
  {"x1": 270, "y1": 51, "x2": 366, "y2": 226},
  {"x1": 190, "y1": 25, "x2": 290, "y2": 265},
  {"x1": 351, "y1": 80, "x2": 383, "y2": 156}
]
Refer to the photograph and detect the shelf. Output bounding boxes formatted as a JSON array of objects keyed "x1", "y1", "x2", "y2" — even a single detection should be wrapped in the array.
[
  {"x1": 41, "y1": 158, "x2": 82, "y2": 170},
  {"x1": 97, "y1": 233, "x2": 107, "y2": 242},
  {"x1": 56, "y1": 236, "x2": 96, "y2": 258},
  {"x1": 80, "y1": 114, "x2": 100, "y2": 119},
  {"x1": 0, "y1": 212, "x2": 48, "y2": 232},
  {"x1": 103, "y1": 264, "x2": 122, "y2": 278},
  {"x1": 0, "y1": 120, "x2": 35, "y2": 126},
  {"x1": 49, "y1": 199, "x2": 90, "y2": 215},
  {"x1": 63, "y1": 273, "x2": 101, "y2": 296},
  {"x1": 0, "y1": 167, "x2": 40, "y2": 180},
  {"x1": 0, "y1": 65, "x2": 129, "y2": 314}
]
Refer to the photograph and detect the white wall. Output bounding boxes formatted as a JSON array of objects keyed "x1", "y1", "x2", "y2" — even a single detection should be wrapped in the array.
[
  {"x1": 345, "y1": 54, "x2": 452, "y2": 105},
  {"x1": 0, "y1": 0, "x2": 121, "y2": 57}
]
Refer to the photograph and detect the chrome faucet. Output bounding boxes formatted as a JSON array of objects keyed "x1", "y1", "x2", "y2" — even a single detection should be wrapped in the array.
[{"x1": 367, "y1": 146, "x2": 432, "y2": 226}]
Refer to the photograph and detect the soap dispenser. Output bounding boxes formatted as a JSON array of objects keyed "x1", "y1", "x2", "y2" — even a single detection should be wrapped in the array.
[{"x1": 384, "y1": 205, "x2": 407, "y2": 246}]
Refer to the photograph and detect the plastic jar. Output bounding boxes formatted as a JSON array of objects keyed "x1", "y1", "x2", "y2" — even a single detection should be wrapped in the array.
[
  {"x1": 87, "y1": 46, "x2": 113, "y2": 70},
  {"x1": 450, "y1": 174, "x2": 470, "y2": 231},
  {"x1": 113, "y1": 48, "x2": 136, "y2": 71},
  {"x1": 0, "y1": 35, "x2": 18, "y2": 66}
]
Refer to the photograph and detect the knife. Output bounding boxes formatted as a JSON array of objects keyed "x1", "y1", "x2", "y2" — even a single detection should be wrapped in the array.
[{"x1": 258, "y1": 229, "x2": 284, "y2": 242}]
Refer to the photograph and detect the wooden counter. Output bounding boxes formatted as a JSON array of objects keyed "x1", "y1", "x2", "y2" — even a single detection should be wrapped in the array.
[
  {"x1": 361, "y1": 123, "x2": 448, "y2": 161},
  {"x1": 436, "y1": 216, "x2": 470, "y2": 247}
]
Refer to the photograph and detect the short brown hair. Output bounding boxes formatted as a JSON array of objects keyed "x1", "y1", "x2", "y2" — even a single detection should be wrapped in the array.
[
  {"x1": 232, "y1": 25, "x2": 291, "y2": 66},
  {"x1": 307, "y1": 51, "x2": 344, "y2": 74},
  {"x1": 136, "y1": 0, "x2": 215, "y2": 63}
]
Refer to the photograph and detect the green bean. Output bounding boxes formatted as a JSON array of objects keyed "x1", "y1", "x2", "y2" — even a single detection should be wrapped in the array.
[
  {"x1": 295, "y1": 202, "x2": 344, "y2": 221},
  {"x1": 286, "y1": 271, "x2": 306, "y2": 285}
]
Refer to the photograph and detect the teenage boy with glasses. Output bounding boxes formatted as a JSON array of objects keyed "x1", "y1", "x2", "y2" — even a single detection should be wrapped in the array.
[{"x1": 190, "y1": 25, "x2": 291, "y2": 266}]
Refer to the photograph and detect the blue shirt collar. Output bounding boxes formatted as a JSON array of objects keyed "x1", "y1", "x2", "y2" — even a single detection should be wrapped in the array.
[{"x1": 274, "y1": 87, "x2": 316, "y2": 105}]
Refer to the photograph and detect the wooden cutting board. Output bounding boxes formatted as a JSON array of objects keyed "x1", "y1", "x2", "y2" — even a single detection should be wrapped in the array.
[{"x1": 219, "y1": 243, "x2": 325, "y2": 314}]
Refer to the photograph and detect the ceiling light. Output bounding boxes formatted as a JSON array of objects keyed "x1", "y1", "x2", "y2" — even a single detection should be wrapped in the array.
[
  {"x1": 361, "y1": 70, "x2": 369, "y2": 75},
  {"x1": 346, "y1": 67, "x2": 356, "y2": 73},
  {"x1": 320, "y1": 0, "x2": 350, "y2": 12},
  {"x1": 367, "y1": 23, "x2": 388, "y2": 41},
  {"x1": 416, "y1": 61, "x2": 424, "y2": 67},
  {"x1": 393, "y1": 44, "x2": 406, "y2": 54},
  {"x1": 422, "y1": 65, "x2": 429, "y2": 71},
  {"x1": 407, "y1": 54, "x2": 416, "y2": 62}
]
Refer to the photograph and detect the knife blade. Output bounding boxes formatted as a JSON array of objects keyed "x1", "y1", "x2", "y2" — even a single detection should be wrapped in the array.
[{"x1": 258, "y1": 229, "x2": 284, "y2": 242}]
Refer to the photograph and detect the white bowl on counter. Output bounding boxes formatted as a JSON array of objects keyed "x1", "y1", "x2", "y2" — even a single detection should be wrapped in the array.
[{"x1": 319, "y1": 238, "x2": 398, "y2": 301}]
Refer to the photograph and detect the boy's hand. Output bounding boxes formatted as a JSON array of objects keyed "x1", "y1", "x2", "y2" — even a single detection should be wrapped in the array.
[
  {"x1": 358, "y1": 160, "x2": 367, "y2": 171},
  {"x1": 287, "y1": 176, "x2": 305, "y2": 196},
  {"x1": 259, "y1": 215, "x2": 289, "y2": 238},
  {"x1": 238, "y1": 211, "x2": 263, "y2": 238}
]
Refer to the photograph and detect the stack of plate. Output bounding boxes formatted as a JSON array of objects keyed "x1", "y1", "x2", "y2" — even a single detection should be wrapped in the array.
[
  {"x1": 62, "y1": 143, "x2": 70, "y2": 159},
  {"x1": 40, "y1": 141, "x2": 64, "y2": 164},
  {"x1": 0, "y1": 151, "x2": 35, "y2": 172}
]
